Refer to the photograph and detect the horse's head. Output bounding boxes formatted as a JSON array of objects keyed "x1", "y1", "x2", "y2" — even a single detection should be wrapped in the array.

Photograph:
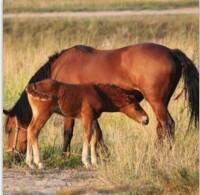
[
  {"x1": 121, "y1": 101, "x2": 149, "y2": 125},
  {"x1": 3, "y1": 109, "x2": 27, "y2": 156}
]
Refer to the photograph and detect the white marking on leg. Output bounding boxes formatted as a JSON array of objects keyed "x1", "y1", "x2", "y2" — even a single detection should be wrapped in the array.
[
  {"x1": 82, "y1": 141, "x2": 90, "y2": 168},
  {"x1": 32, "y1": 141, "x2": 44, "y2": 169},
  {"x1": 91, "y1": 143, "x2": 97, "y2": 166},
  {"x1": 26, "y1": 136, "x2": 35, "y2": 169}
]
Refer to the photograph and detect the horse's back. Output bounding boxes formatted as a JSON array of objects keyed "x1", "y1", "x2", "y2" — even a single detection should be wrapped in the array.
[{"x1": 50, "y1": 43, "x2": 175, "y2": 91}]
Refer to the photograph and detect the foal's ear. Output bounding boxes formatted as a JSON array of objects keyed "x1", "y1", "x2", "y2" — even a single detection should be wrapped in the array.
[{"x1": 3, "y1": 109, "x2": 15, "y2": 117}]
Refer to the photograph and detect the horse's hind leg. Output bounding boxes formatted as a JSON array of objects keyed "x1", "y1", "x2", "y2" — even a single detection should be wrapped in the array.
[
  {"x1": 150, "y1": 101, "x2": 175, "y2": 143},
  {"x1": 156, "y1": 113, "x2": 175, "y2": 141},
  {"x1": 155, "y1": 61, "x2": 181, "y2": 141},
  {"x1": 62, "y1": 118, "x2": 75, "y2": 156}
]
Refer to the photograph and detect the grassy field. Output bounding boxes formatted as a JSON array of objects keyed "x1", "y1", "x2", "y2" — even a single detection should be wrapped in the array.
[
  {"x1": 3, "y1": 14, "x2": 199, "y2": 194},
  {"x1": 3, "y1": 0, "x2": 198, "y2": 13}
]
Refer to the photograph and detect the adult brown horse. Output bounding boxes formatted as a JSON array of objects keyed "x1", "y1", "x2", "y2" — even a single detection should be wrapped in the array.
[
  {"x1": 3, "y1": 43, "x2": 199, "y2": 155},
  {"x1": 25, "y1": 79, "x2": 148, "y2": 168}
]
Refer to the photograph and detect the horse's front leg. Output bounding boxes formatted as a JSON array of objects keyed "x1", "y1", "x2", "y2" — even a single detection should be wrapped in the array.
[
  {"x1": 62, "y1": 118, "x2": 75, "y2": 156},
  {"x1": 82, "y1": 113, "x2": 93, "y2": 168}
]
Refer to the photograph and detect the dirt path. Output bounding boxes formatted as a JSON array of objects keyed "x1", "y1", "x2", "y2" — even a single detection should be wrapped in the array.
[
  {"x1": 3, "y1": 7, "x2": 199, "y2": 18},
  {"x1": 3, "y1": 167, "x2": 110, "y2": 194}
]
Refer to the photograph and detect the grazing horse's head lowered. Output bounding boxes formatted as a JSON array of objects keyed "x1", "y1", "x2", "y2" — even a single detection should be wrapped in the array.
[
  {"x1": 24, "y1": 79, "x2": 148, "y2": 169},
  {"x1": 3, "y1": 110, "x2": 27, "y2": 156}
]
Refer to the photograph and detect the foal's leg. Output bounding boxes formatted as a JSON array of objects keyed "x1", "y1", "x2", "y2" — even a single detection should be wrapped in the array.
[
  {"x1": 26, "y1": 134, "x2": 34, "y2": 169},
  {"x1": 27, "y1": 116, "x2": 49, "y2": 169},
  {"x1": 90, "y1": 129, "x2": 98, "y2": 166},
  {"x1": 62, "y1": 118, "x2": 107, "y2": 159},
  {"x1": 90, "y1": 120, "x2": 108, "y2": 165},
  {"x1": 62, "y1": 118, "x2": 75, "y2": 156},
  {"x1": 90, "y1": 121, "x2": 99, "y2": 166},
  {"x1": 82, "y1": 114, "x2": 93, "y2": 168},
  {"x1": 92, "y1": 120, "x2": 108, "y2": 153}
]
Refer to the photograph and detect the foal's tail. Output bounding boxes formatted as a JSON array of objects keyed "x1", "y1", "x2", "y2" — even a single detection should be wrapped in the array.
[
  {"x1": 172, "y1": 49, "x2": 199, "y2": 129},
  {"x1": 26, "y1": 83, "x2": 56, "y2": 101}
]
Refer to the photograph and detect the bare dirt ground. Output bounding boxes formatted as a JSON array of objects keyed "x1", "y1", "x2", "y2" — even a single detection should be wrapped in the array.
[
  {"x1": 3, "y1": 7, "x2": 199, "y2": 18},
  {"x1": 3, "y1": 167, "x2": 110, "y2": 195}
]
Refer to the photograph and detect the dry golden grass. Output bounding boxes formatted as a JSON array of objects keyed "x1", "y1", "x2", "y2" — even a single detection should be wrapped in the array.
[{"x1": 3, "y1": 0, "x2": 198, "y2": 13}]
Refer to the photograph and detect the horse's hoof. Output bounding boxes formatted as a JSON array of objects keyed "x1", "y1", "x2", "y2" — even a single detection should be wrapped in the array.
[{"x1": 61, "y1": 152, "x2": 71, "y2": 158}]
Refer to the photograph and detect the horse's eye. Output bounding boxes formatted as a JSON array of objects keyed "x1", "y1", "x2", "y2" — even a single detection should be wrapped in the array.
[{"x1": 129, "y1": 98, "x2": 137, "y2": 103}]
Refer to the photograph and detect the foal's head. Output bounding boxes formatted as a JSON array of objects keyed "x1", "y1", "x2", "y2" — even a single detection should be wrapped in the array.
[
  {"x1": 98, "y1": 84, "x2": 149, "y2": 125},
  {"x1": 120, "y1": 101, "x2": 149, "y2": 125}
]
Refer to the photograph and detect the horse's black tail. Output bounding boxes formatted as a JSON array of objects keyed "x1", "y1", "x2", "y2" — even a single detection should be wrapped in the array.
[{"x1": 172, "y1": 49, "x2": 199, "y2": 129}]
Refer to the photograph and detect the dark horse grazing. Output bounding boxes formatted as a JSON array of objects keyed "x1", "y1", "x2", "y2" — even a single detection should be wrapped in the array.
[
  {"x1": 25, "y1": 79, "x2": 148, "y2": 168},
  {"x1": 3, "y1": 43, "x2": 199, "y2": 156}
]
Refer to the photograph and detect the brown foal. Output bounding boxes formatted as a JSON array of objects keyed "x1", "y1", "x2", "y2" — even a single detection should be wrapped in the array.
[{"x1": 25, "y1": 79, "x2": 148, "y2": 169}]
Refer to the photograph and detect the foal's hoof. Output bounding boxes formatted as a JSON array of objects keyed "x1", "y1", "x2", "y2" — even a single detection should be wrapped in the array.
[
  {"x1": 91, "y1": 159, "x2": 98, "y2": 167},
  {"x1": 37, "y1": 162, "x2": 45, "y2": 170},
  {"x1": 26, "y1": 163, "x2": 36, "y2": 169},
  {"x1": 82, "y1": 160, "x2": 91, "y2": 169}
]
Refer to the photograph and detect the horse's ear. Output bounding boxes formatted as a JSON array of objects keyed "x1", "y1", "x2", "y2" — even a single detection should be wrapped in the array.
[{"x1": 3, "y1": 109, "x2": 15, "y2": 117}]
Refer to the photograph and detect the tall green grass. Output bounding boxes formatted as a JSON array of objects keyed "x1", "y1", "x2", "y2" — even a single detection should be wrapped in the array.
[
  {"x1": 3, "y1": 14, "x2": 199, "y2": 194},
  {"x1": 3, "y1": 0, "x2": 198, "y2": 13}
]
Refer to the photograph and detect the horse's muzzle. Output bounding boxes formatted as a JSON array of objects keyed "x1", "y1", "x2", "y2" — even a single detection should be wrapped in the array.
[{"x1": 141, "y1": 116, "x2": 149, "y2": 125}]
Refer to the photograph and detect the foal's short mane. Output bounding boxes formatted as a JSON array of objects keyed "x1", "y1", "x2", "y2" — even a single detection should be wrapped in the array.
[
  {"x1": 26, "y1": 83, "x2": 56, "y2": 101},
  {"x1": 95, "y1": 84, "x2": 135, "y2": 106},
  {"x1": 97, "y1": 84, "x2": 132, "y2": 98}
]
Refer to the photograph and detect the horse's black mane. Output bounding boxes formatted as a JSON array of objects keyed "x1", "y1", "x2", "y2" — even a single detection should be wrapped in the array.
[
  {"x1": 11, "y1": 51, "x2": 63, "y2": 126},
  {"x1": 10, "y1": 45, "x2": 94, "y2": 126}
]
